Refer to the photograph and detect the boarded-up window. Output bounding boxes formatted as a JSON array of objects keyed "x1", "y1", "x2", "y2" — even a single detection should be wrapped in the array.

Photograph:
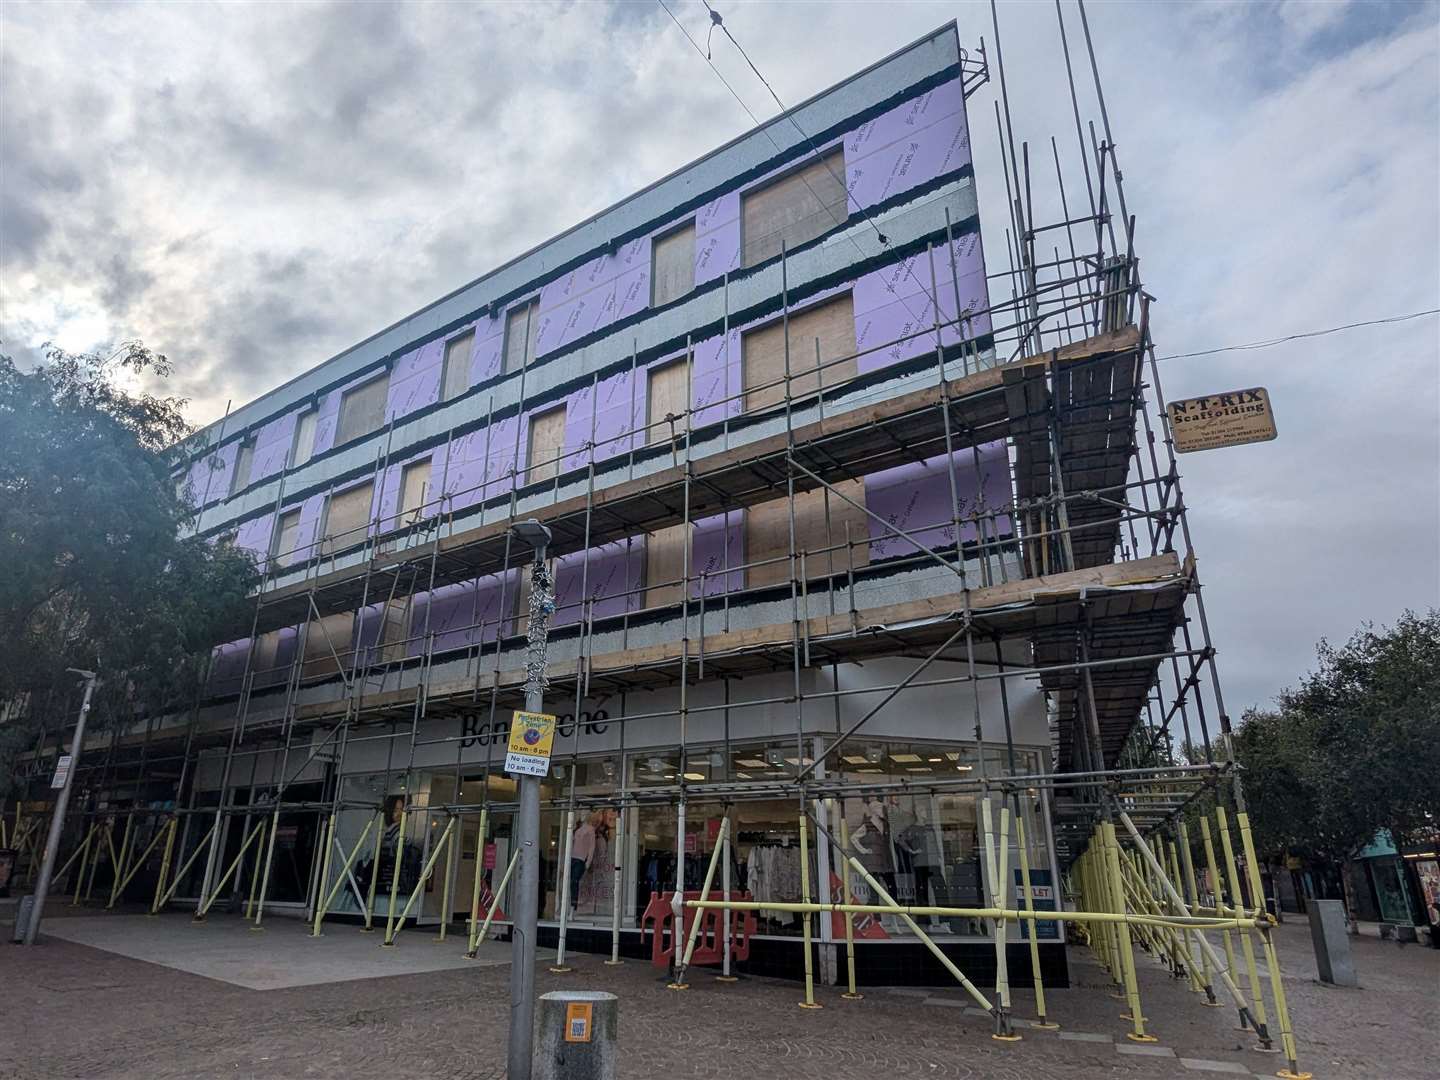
[
  {"x1": 742, "y1": 293, "x2": 857, "y2": 413},
  {"x1": 273, "y1": 508, "x2": 303, "y2": 566},
  {"x1": 291, "y1": 409, "x2": 318, "y2": 468},
  {"x1": 230, "y1": 438, "x2": 256, "y2": 495},
  {"x1": 301, "y1": 612, "x2": 356, "y2": 680},
  {"x1": 651, "y1": 222, "x2": 696, "y2": 307},
  {"x1": 503, "y1": 301, "x2": 539, "y2": 374},
  {"x1": 647, "y1": 357, "x2": 690, "y2": 445},
  {"x1": 745, "y1": 482, "x2": 870, "y2": 589},
  {"x1": 320, "y1": 481, "x2": 374, "y2": 557},
  {"x1": 644, "y1": 524, "x2": 690, "y2": 608},
  {"x1": 442, "y1": 331, "x2": 473, "y2": 402},
  {"x1": 741, "y1": 148, "x2": 848, "y2": 268},
  {"x1": 336, "y1": 373, "x2": 390, "y2": 445},
  {"x1": 399, "y1": 459, "x2": 431, "y2": 523},
  {"x1": 527, "y1": 407, "x2": 566, "y2": 485}
]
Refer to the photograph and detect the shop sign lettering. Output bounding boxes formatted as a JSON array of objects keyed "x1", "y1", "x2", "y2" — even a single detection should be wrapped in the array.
[{"x1": 458, "y1": 709, "x2": 609, "y2": 749}]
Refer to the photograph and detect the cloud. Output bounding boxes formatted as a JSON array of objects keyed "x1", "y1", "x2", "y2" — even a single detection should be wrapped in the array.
[{"x1": 1, "y1": 0, "x2": 1436, "y2": 717}]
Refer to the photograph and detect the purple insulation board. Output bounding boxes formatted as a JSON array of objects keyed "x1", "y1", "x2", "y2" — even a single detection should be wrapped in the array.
[
  {"x1": 695, "y1": 190, "x2": 742, "y2": 287},
  {"x1": 251, "y1": 411, "x2": 298, "y2": 484},
  {"x1": 864, "y1": 440, "x2": 1012, "y2": 560},
  {"x1": 234, "y1": 513, "x2": 275, "y2": 564},
  {"x1": 407, "y1": 572, "x2": 519, "y2": 657},
  {"x1": 311, "y1": 387, "x2": 341, "y2": 457},
  {"x1": 844, "y1": 76, "x2": 970, "y2": 210},
  {"x1": 690, "y1": 512, "x2": 745, "y2": 595},
  {"x1": 192, "y1": 440, "x2": 237, "y2": 507},
  {"x1": 386, "y1": 339, "x2": 443, "y2": 424},
  {"x1": 209, "y1": 640, "x2": 250, "y2": 697},
  {"x1": 534, "y1": 238, "x2": 650, "y2": 359},
  {"x1": 853, "y1": 231, "x2": 990, "y2": 372},
  {"x1": 593, "y1": 368, "x2": 641, "y2": 460},
  {"x1": 470, "y1": 313, "x2": 508, "y2": 386},
  {"x1": 691, "y1": 330, "x2": 742, "y2": 427},
  {"x1": 552, "y1": 539, "x2": 644, "y2": 626},
  {"x1": 561, "y1": 382, "x2": 596, "y2": 474}
]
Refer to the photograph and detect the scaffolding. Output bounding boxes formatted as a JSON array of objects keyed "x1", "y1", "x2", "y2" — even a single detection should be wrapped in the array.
[{"x1": 6, "y1": 6, "x2": 1308, "y2": 1077}]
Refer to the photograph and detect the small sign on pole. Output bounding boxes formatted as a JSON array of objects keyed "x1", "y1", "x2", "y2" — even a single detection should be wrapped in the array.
[
  {"x1": 504, "y1": 711, "x2": 556, "y2": 777},
  {"x1": 50, "y1": 755, "x2": 73, "y2": 791},
  {"x1": 1166, "y1": 387, "x2": 1277, "y2": 453}
]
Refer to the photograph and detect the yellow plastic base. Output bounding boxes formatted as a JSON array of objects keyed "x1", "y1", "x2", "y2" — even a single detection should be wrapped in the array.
[
  {"x1": 1031, "y1": 1021, "x2": 1061, "y2": 1030},
  {"x1": 667, "y1": 982, "x2": 689, "y2": 991},
  {"x1": 991, "y1": 1033, "x2": 1023, "y2": 1042},
  {"x1": 1125, "y1": 1033, "x2": 1159, "y2": 1043},
  {"x1": 1276, "y1": 1071, "x2": 1312, "y2": 1080},
  {"x1": 1201, "y1": 1000, "x2": 1225, "y2": 1007},
  {"x1": 379, "y1": 941, "x2": 395, "y2": 948},
  {"x1": 461, "y1": 953, "x2": 479, "y2": 961},
  {"x1": 248, "y1": 926, "x2": 265, "y2": 933},
  {"x1": 1121, "y1": 1013, "x2": 1149, "y2": 1023},
  {"x1": 359, "y1": 927, "x2": 376, "y2": 934},
  {"x1": 798, "y1": 1001, "x2": 824, "y2": 1010},
  {"x1": 841, "y1": 992, "x2": 864, "y2": 1000},
  {"x1": 603, "y1": 959, "x2": 626, "y2": 966},
  {"x1": 715, "y1": 975, "x2": 739, "y2": 982},
  {"x1": 548, "y1": 965, "x2": 572, "y2": 974},
  {"x1": 1253, "y1": 1044, "x2": 1281, "y2": 1054}
]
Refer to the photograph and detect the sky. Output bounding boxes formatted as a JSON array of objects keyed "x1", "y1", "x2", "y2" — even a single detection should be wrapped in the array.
[{"x1": 2, "y1": 0, "x2": 1437, "y2": 716}]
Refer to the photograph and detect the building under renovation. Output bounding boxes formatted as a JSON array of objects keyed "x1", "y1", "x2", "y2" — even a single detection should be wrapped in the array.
[{"x1": 5, "y1": 10, "x2": 1306, "y2": 1072}]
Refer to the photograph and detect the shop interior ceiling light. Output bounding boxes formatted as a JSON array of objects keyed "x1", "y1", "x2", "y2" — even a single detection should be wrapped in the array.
[
  {"x1": 842, "y1": 755, "x2": 870, "y2": 764},
  {"x1": 683, "y1": 771, "x2": 706, "y2": 781},
  {"x1": 736, "y1": 758, "x2": 768, "y2": 768},
  {"x1": 890, "y1": 753, "x2": 922, "y2": 763}
]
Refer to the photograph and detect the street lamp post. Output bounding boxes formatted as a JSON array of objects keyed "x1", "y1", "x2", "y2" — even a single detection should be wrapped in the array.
[
  {"x1": 24, "y1": 668, "x2": 98, "y2": 945},
  {"x1": 508, "y1": 519, "x2": 553, "y2": 1080}
]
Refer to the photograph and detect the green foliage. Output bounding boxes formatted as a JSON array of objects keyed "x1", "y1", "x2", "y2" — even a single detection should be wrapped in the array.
[
  {"x1": 0, "y1": 342, "x2": 259, "y2": 793},
  {"x1": 1234, "y1": 610, "x2": 1440, "y2": 860}
]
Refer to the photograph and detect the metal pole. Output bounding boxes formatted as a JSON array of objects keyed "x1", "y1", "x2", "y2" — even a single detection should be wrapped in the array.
[
  {"x1": 509, "y1": 521, "x2": 553, "y2": 1080},
  {"x1": 550, "y1": 808, "x2": 576, "y2": 972},
  {"x1": 24, "y1": 669, "x2": 97, "y2": 945}
]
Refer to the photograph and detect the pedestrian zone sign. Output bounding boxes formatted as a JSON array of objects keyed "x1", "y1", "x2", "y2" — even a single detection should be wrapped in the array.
[{"x1": 504, "y1": 711, "x2": 556, "y2": 777}]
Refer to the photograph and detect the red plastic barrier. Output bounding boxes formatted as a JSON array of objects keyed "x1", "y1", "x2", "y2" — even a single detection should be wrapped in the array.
[{"x1": 640, "y1": 890, "x2": 755, "y2": 969}]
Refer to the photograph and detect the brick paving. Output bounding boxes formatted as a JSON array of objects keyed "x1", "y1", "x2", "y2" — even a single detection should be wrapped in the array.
[{"x1": 3, "y1": 911, "x2": 1433, "y2": 1079}]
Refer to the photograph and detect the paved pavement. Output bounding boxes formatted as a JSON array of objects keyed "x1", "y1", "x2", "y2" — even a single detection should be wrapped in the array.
[{"x1": 3, "y1": 909, "x2": 1433, "y2": 1079}]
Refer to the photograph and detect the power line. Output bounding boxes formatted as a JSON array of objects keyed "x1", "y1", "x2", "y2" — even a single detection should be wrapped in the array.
[
  {"x1": 656, "y1": 0, "x2": 940, "y2": 334},
  {"x1": 1153, "y1": 309, "x2": 1439, "y2": 362}
]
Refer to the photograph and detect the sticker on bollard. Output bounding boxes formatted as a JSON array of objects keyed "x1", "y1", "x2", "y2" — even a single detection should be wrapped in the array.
[
  {"x1": 565, "y1": 1001, "x2": 593, "y2": 1042},
  {"x1": 538, "y1": 990, "x2": 617, "y2": 1080}
]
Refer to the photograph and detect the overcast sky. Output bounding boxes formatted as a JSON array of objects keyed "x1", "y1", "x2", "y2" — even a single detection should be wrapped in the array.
[{"x1": 3, "y1": 0, "x2": 1437, "y2": 716}]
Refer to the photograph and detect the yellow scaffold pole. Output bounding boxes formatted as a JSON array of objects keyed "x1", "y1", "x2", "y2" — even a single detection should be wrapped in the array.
[
  {"x1": 797, "y1": 812, "x2": 820, "y2": 1009},
  {"x1": 361, "y1": 805, "x2": 386, "y2": 933},
  {"x1": 990, "y1": 804, "x2": 1019, "y2": 1041},
  {"x1": 466, "y1": 847, "x2": 520, "y2": 959},
  {"x1": 436, "y1": 812, "x2": 457, "y2": 943},
  {"x1": 107, "y1": 813, "x2": 136, "y2": 908},
  {"x1": 244, "y1": 815, "x2": 270, "y2": 920},
  {"x1": 1015, "y1": 810, "x2": 1057, "y2": 1028},
  {"x1": 108, "y1": 816, "x2": 174, "y2": 908},
  {"x1": 149, "y1": 818, "x2": 178, "y2": 916},
  {"x1": 380, "y1": 811, "x2": 408, "y2": 946},
  {"x1": 838, "y1": 815, "x2": 861, "y2": 1000},
  {"x1": 63, "y1": 823, "x2": 99, "y2": 905},
  {"x1": 250, "y1": 807, "x2": 283, "y2": 931},
  {"x1": 670, "y1": 816, "x2": 729, "y2": 992},
  {"x1": 311, "y1": 812, "x2": 337, "y2": 929},
  {"x1": 385, "y1": 816, "x2": 456, "y2": 945},
  {"x1": 464, "y1": 809, "x2": 489, "y2": 950},
  {"x1": 313, "y1": 813, "x2": 378, "y2": 936},
  {"x1": 1217, "y1": 806, "x2": 1273, "y2": 1050},
  {"x1": 1238, "y1": 812, "x2": 1309, "y2": 1080},
  {"x1": 195, "y1": 817, "x2": 267, "y2": 920},
  {"x1": 154, "y1": 820, "x2": 214, "y2": 913},
  {"x1": 1102, "y1": 820, "x2": 1156, "y2": 1042},
  {"x1": 1178, "y1": 822, "x2": 1221, "y2": 1006}
]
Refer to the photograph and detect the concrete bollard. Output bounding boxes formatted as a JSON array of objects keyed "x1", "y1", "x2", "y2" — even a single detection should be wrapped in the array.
[
  {"x1": 1308, "y1": 899, "x2": 1357, "y2": 986},
  {"x1": 536, "y1": 990, "x2": 617, "y2": 1080}
]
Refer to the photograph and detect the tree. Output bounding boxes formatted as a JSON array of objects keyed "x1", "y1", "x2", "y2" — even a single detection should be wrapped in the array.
[
  {"x1": 0, "y1": 342, "x2": 259, "y2": 796},
  {"x1": 1233, "y1": 610, "x2": 1440, "y2": 862}
]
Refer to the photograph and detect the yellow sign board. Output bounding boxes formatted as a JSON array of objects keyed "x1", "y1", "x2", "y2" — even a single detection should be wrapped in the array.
[
  {"x1": 564, "y1": 1001, "x2": 593, "y2": 1043},
  {"x1": 1166, "y1": 387, "x2": 1277, "y2": 453},
  {"x1": 505, "y1": 710, "x2": 556, "y2": 777}
]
